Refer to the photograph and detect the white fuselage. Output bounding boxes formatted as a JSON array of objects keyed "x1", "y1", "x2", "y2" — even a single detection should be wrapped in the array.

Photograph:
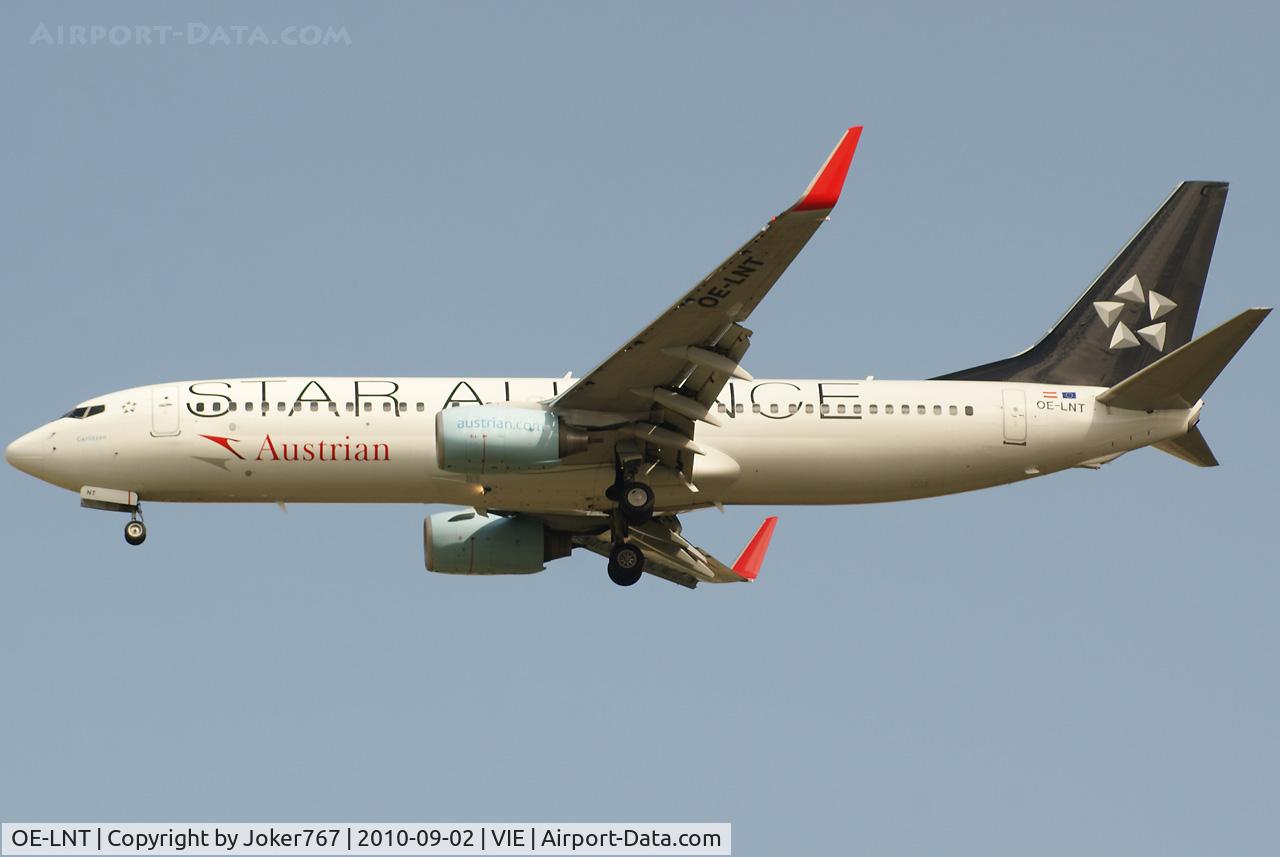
[{"x1": 7, "y1": 376, "x2": 1196, "y2": 512}]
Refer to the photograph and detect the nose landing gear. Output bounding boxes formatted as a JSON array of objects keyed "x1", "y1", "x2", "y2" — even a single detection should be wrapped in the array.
[
  {"x1": 79, "y1": 487, "x2": 148, "y2": 546},
  {"x1": 124, "y1": 520, "x2": 147, "y2": 546},
  {"x1": 124, "y1": 510, "x2": 146, "y2": 546}
]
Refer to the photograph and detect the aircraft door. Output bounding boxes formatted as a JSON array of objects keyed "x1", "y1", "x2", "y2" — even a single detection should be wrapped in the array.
[
  {"x1": 151, "y1": 384, "x2": 182, "y2": 436},
  {"x1": 1002, "y1": 389, "x2": 1027, "y2": 445}
]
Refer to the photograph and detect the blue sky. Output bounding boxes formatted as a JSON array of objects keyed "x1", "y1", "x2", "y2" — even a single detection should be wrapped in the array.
[{"x1": 2, "y1": 2, "x2": 1277, "y2": 854}]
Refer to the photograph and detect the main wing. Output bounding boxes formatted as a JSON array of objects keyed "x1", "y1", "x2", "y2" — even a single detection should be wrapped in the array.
[
  {"x1": 576, "y1": 515, "x2": 780, "y2": 589},
  {"x1": 549, "y1": 128, "x2": 863, "y2": 463}
]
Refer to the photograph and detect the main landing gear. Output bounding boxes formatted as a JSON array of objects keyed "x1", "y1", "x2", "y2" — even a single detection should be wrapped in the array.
[
  {"x1": 607, "y1": 542, "x2": 644, "y2": 587},
  {"x1": 604, "y1": 462, "x2": 654, "y2": 585},
  {"x1": 617, "y1": 480, "x2": 655, "y2": 525},
  {"x1": 124, "y1": 510, "x2": 146, "y2": 546}
]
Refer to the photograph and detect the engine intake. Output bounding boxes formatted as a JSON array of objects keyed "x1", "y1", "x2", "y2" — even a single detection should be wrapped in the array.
[
  {"x1": 424, "y1": 510, "x2": 572, "y2": 575},
  {"x1": 435, "y1": 405, "x2": 588, "y2": 474}
]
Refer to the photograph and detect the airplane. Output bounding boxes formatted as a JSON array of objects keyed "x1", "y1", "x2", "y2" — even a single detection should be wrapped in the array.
[{"x1": 5, "y1": 127, "x2": 1270, "y2": 588}]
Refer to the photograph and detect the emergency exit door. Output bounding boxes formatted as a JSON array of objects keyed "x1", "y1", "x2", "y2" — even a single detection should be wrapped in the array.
[
  {"x1": 1002, "y1": 389, "x2": 1027, "y2": 445},
  {"x1": 151, "y1": 384, "x2": 182, "y2": 436}
]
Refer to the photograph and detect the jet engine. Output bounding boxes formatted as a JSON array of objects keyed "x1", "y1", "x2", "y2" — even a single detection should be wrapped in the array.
[
  {"x1": 424, "y1": 510, "x2": 572, "y2": 575},
  {"x1": 435, "y1": 405, "x2": 589, "y2": 474}
]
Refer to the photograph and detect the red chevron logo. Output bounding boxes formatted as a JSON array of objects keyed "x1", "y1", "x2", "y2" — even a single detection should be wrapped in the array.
[{"x1": 199, "y1": 434, "x2": 245, "y2": 460}]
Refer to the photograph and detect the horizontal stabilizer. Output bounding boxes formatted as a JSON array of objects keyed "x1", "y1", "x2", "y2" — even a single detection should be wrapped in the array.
[
  {"x1": 1096, "y1": 308, "x2": 1271, "y2": 411},
  {"x1": 1153, "y1": 426, "x2": 1219, "y2": 467}
]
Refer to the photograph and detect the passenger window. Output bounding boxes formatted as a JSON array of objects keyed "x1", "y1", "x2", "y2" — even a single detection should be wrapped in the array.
[
  {"x1": 769, "y1": 404, "x2": 779, "y2": 414},
  {"x1": 885, "y1": 404, "x2": 894, "y2": 414},
  {"x1": 734, "y1": 404, "x2": 744, "y2": 414},
  {"x1": 229, "y1": 402, "x2": 238, "y2": 412},
  {"x1": 804, "y1": 404, "x2": 813, "y2": 414},
  {"x1": 364, "y1": 402, "x2": 373, "y2": 412},
  {"x1": 965, "y1": 405, "x2": 974, "y2": 416},
  {"x1": 261, "y1": 402, "x2": 269, "y2": 413},
  {"x1": 949, "y1": 405, "x2": 958, "y2": 415},
  {"x1": 917, "y1": 405, "x2": 926, "y2": 415},
  {"x1": 902, "y1": 404, "x2": 909, "y2": 414},
  {"x1": 345, "y1": 402, "x2": 354, "y2": 413},
  {"x1": 277, "y1": 402, "x2": 286, "y2": 412},
  {"x1": 752, "y1": 404, "x2": 762, "y2": 414},
  {"x1": 417, "y1": 402, "x2": 425, "y2": 412},
  {"x1": 788, "y1": 403, "x2": 798, "y2": 414},
  {"x1": 383, "y1": 402, "x2": 392, "y2": 412},
  {"x1": 195, "y1": 402, "x2": 205, "y2": 412},
  {"x1": 853, "y1": 404, "x2": 862, "y2": 415},
  {"x1": 398, "y1": 402, "x2": 407, "y2": 413},
  {"x1": 836, "y1": 404, "x2": 846, "y2": 414},
  {"x1": 869, "y1": 404, "x2": 878, "y2": 414},
  {"x1": 933, "y1": 405, "x2": 941, "y2": 415},
  {"x1": 820, "y1": 403, "x2": 830, "y2": 415}
]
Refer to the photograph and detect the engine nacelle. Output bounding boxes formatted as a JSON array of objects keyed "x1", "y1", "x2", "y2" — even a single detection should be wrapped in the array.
[
  {"x1": 424, "y1": 510, "x2": 572, "y2": 575},
  {"x1": 435, "y1": 404, "x2": 588, "y2": 474}
]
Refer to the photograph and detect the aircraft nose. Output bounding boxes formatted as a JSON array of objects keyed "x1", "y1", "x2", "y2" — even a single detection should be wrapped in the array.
[{"x1": 5, "y1": 429, "x2": 46, "y2": 474}]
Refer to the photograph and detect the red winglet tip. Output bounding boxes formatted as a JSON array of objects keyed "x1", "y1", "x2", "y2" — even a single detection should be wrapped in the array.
[
  {"x1": 732, "y1": 516, "x2": 779, "y2": 581},
  {"x1": 792, "y1": 126, "x2": 862, "y2": 212}
]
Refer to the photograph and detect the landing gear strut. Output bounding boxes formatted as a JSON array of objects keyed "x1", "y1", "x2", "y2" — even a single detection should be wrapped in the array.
[
  {"x1": 608, "y1": 542, "x2": 644, "y2": 586},
  {"x1": 603, "y1": 452, "x2": 652, "y2": 585},
  {"x1": 124, "y1": 509, "x2": 146, "y2": 546}
]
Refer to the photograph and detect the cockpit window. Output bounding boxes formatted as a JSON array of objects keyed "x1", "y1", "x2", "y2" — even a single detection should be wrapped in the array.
[{"x1": 61, "y1": 404, "x2": 105, "y2": 419}]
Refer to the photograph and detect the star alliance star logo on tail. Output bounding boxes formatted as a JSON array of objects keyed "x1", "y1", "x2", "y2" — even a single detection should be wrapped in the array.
[{"x1": 1093, "y1": 274, "x2": 1177, "y2": 351}]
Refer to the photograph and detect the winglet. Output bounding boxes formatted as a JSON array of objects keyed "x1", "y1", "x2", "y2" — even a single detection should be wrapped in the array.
[
  {"x1": 792, "y1": 126, "x2": 863, "y2": 212},
  {"x1": 732, "y1": 516, "x2": 779, "y2": 581}
]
